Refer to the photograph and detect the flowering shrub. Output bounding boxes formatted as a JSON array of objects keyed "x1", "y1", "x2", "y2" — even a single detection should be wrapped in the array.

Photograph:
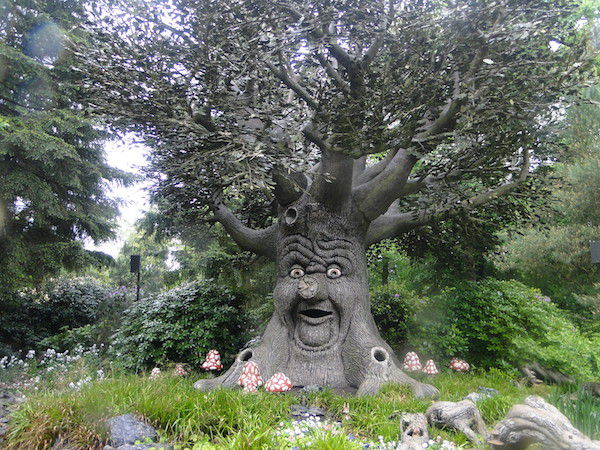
[
  {"x1": 0, "y1": 344, "x2": 107, "y2": 391},
  {"x1": 409, "y1": 279, "x2": 599, "y2": 379},
  {"x1": 0, "y1": 277, "x2": 115, "y2": 356},
  {"x1": 111, "y1": 280, "x2": 249, "y2": 370}
]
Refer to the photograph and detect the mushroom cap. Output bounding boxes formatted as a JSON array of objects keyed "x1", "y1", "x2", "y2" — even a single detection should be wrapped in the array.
[
  {"x1": 403, "y1": 352, "x2": 422, "y2": 371},
  {"x1": 202, "y1": 350, "x2": 223, "y2": 370},
  {"x1": 449, "y1": 358, "x2": 470, "y2": 372},
  {"x1": 238, "y1": 361, "x2": 264, "y2": 387},
  {"x1": 264, "y1": 373, "x2": 292, "y2": 392},
  {"x1": 422, "y1": 360, "x2": 439, "y2": 375}
]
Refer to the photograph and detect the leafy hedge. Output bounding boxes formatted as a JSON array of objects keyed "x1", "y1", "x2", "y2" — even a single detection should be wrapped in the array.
[
  {"x1": 409, "y1": 279, "x2": 599, "y2": 380},
  {"x1": 0, "y1": 277, "x2": 113, "y2": 356},
  {"x1": 371, "y1": 283, "x2": 423, "y2": 354},
  {"x1": 111, "y1": 280, "x2": 248, "y2": 370}
]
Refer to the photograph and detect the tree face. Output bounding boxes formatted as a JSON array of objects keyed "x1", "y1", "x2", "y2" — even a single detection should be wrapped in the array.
[
  {"x1": 275, "y1": 233, "x2": 367, "y2": 351},
  {"x1": 274, "y1": 198, "x2": 368, "y2": 352}
]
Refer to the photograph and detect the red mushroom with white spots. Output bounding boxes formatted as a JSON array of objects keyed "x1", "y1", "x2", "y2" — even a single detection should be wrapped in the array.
[
  {"x1": 238, "y1": 361, "x2": 264, "y2": 388},
  {"x1": 449, "y1": 358, "x2": 470, "y2": 372},
  {"x1": 264, "y1": 373, "x2": 292, "y2": 392},
  {"x1": 201, "y1": 350, "x2": 223, "y2": 371},
  {"x1": 422, "y1": 360, "x2": 439, "y2": 375},
  {"x1": 403, "y1": 351, "x2": 422, "y2": 371}
]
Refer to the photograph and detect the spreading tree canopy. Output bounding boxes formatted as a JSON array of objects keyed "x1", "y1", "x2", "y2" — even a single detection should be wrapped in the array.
[
  {"x1": 0, "y1": 0, "x2": 131, "y2": 287},
  {"x1": 80, "y1": 0, "x2": 596, "y2": 256}
]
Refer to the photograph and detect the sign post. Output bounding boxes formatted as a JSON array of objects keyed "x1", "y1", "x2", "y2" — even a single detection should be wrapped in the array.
[{"x1": 130, "y1": 254, "x2": 141, "y2": 302}]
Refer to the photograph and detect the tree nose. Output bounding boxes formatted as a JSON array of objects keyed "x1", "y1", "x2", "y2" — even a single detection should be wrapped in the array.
[{"x1": 298, "y1": 274, "x2": 328, "y2": 301}]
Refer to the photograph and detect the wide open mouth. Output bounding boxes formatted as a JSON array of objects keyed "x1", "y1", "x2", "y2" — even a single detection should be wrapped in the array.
[
  {"x1": 294, "y1": 299, "x2": 339, "y2": 349},
  {"x1": 300, "y1": 309, "x2": 333, "y2": 319}
]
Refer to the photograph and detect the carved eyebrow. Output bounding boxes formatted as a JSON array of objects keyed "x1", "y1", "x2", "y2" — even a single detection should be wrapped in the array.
[{"x1": 316, "y1": 238, "x2": 354, "y2": 251}]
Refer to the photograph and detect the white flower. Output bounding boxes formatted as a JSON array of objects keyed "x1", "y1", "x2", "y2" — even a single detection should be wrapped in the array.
[
  {"x1": 483, "y1": 58, "x2": 494, "y2": 65},
  {"x1": 26, "y1": 350, "x2": 35, "y2": 359}
]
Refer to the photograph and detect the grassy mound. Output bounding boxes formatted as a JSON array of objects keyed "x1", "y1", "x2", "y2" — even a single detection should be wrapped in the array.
[{"x1": 5, "y1": 370, "x2": 561, "y2": 449}]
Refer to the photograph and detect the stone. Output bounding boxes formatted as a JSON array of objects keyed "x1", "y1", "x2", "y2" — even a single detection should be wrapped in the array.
[
  {"x1": 464, "y1": 387, "x2": 499, "y2": 403},
  {"x1": 107, "y1": 414, "x2": 158, "y2": 447},
  {"x1": 289, "y1": 404, "x2": 327, "y2": 420},
  {"x1": 115, "y1": 444, "x2": 173, "y2": 450}
]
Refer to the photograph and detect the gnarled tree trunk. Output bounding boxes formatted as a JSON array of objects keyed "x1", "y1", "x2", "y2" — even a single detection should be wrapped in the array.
[{"x1": 195, "y1": 155, "x2": 439, "y2": 398}]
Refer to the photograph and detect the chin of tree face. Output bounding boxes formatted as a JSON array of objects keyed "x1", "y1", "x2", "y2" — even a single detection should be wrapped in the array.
[{"x1": 80, "y1": 0, "x2": 595, "y2": 396}]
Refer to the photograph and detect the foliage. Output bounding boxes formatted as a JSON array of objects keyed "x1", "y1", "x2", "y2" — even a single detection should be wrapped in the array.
[
  {"x1": 0, "y1": 277, "x2": 116, "y2": 356},
  {"x1": 370, "y1": 283, "x2": 423, "y2": 354},
  {"x1": 547, "y1": 385, "x2": 600, "y2": 439},
  {"x1": 496, "y1": 85, "x2": 600, "y2": 313},
  {"x1": 0, "y1": 0, "x2": 132, "y2": 289},
  {"x1": 5, "y1": 370, "x2": 543, "y2": 448},
  {"x1": 78, "y1": 0, "x2": 596, "y2": 256},
  {"x1": 409, "y1": 279, "x2": 599, "y2": 380},
  {"x1": 498, "y1": 224, "x2": 600, "y2": 312},
  {"x1": 111, "y1": 280, "x2": 249, "y2": 371}
]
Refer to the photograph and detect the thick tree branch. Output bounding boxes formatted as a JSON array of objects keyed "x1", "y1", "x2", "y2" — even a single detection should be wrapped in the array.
[
  {"x1": 310, "y1": 150, "x2": 354, "y2": 210},
  {"x1": 366, "y1": 150, "x2": 530, "y2": 244},
  {"x1": 315, "y1": 53, "x2": 351, "y2": 94},
  {"x1": 353, "y1": 148, "x2": 419, "y2": 221},
  {"x1": 355, "y1": 150, "x2": 399, "y2": 185},
  {"x1": 212, "y1": 198, "x2": 277, "y2": 259},
  {"x1": 265, "y1": 60, "x2": 319, "y2": 110},
  {"x1": 352, "y1": 156, "x2": 367, "y2": 185}
]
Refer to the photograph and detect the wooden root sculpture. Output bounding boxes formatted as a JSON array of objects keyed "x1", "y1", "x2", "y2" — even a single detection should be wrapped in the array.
[
  {"x1": 399, "y1": 413, "x2": 429, "y2": 450},
  {"x1": 195, "y1": 193, "x2": 438, "y2": 398},
  {"x1": 488, "y1": 396, "x2": 600, "y2": 450},
  {"x1": 426, "y1": 400, "x2": 487, "y2": 446}
]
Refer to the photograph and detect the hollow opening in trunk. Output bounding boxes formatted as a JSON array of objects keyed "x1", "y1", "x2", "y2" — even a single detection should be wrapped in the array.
[{"x1": 300, "y1": 309, "x2": 333, "y2": 319}]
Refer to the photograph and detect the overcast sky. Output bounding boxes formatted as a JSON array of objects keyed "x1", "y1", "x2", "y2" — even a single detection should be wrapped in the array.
[{"x1": 85, "y1": 136, "x2": 151, "y2": 257}]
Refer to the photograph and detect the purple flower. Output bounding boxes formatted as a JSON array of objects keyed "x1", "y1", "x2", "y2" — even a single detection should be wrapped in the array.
[{"x1": 394, "y1": 293, "x2": 400, "y2": 298}]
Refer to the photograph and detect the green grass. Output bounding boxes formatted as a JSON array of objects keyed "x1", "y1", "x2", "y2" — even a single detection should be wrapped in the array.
[
  {"x1": 4, "y1": 370, "x2": 553, "y2": 449},
  {"x1": 547, "y1": 386, "x2": 600, "y2": 439}
]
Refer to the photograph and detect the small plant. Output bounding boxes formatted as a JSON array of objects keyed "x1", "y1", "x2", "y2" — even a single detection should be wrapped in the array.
[{"x1": 547, "y1": 386, "x2": 600, "y2": 440}]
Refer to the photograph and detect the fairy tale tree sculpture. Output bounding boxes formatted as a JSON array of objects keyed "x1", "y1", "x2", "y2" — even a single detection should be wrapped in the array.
[{"x1": 80, "y1": 0, "x2": 593, "y2": 396}]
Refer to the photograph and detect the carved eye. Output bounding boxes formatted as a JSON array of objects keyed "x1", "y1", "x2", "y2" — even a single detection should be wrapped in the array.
[
  {"x1": 327, "y1": 266, "x2": 342, "y2": 279},
  {"x1": 289, "y1": 266, "x2": 305, "y2": 278}
]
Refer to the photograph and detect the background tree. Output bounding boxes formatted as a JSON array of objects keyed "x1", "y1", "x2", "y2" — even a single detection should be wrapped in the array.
[
  {"x1": 498, "y1": 85, "x2": 600, "y2": 320},
  {"x1": 0, "y1": 0, "x2": 131, "y2": 289},
  {"x1": 80, "y1": 0, "x2": 596, "y2": 396}
]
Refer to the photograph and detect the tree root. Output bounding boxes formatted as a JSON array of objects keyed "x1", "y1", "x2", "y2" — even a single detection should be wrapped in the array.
[
  {"x1": 398, "y1": 413, "x2": 429, "y2": 450},
  {"x1": 356, "y1": 347, "x2": 439, "y2": 399},
  {"x1": 488, "y1": 395, "x2": 600, "y2": 450},
  {"x1": 426, "y1": 400, "x2": 487, "y2": 446}
]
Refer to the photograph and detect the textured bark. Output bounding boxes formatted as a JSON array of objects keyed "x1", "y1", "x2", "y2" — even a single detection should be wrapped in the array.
[
  {"x1": 196, "y1": 193, "x2": 438, "y2": 398},
  {"x1": 520, "y1": 362, "x2": 575, "y2": 386},
  {"x1": 488, "y1": 396, "x2": 600, "y2": 450},
  {"x1": 426, "y1": 400, "x2": 487, "y2": 446},
  {"x1": 399, "y1": 413, "x2": 429, "y2": 450}
]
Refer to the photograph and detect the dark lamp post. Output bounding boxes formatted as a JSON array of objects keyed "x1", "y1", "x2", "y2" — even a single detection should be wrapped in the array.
[
  {"x1": 591, "y1": 241, "x2": 600, "y2": 265},
  {"x1": 130, "y1": 254, "x2": 141, "y2": 302}
]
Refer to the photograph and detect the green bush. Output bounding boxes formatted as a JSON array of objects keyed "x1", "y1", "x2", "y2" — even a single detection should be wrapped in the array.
[
  {"x1": 0, "y1": 277, "x2": 114, "y2": 356},
  {"x1": 409, "y1": 279, "x2": 599, "y2": 380},
  {"x1": 111, "y1": 280, "x2": 248, "y2": 370},
  {"x1": 370, "y1": 284, "x2": 424, "y2": 353}
]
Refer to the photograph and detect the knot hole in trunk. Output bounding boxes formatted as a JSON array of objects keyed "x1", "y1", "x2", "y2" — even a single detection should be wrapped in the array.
[
  {"x1": 285, "y1": 207, "x2": 298, "y2": 225},
  {"x1": 371, "y1": 346, "x2": 389, "y2": 363},
  {"x1": 237, "y1": 349, "x2": 253, "y2": 362}
]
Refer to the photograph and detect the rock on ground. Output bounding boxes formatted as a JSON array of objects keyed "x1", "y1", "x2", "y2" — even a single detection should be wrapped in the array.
[{"x1": 107, "y1": 414, "x2": 158, "y2": 446}]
